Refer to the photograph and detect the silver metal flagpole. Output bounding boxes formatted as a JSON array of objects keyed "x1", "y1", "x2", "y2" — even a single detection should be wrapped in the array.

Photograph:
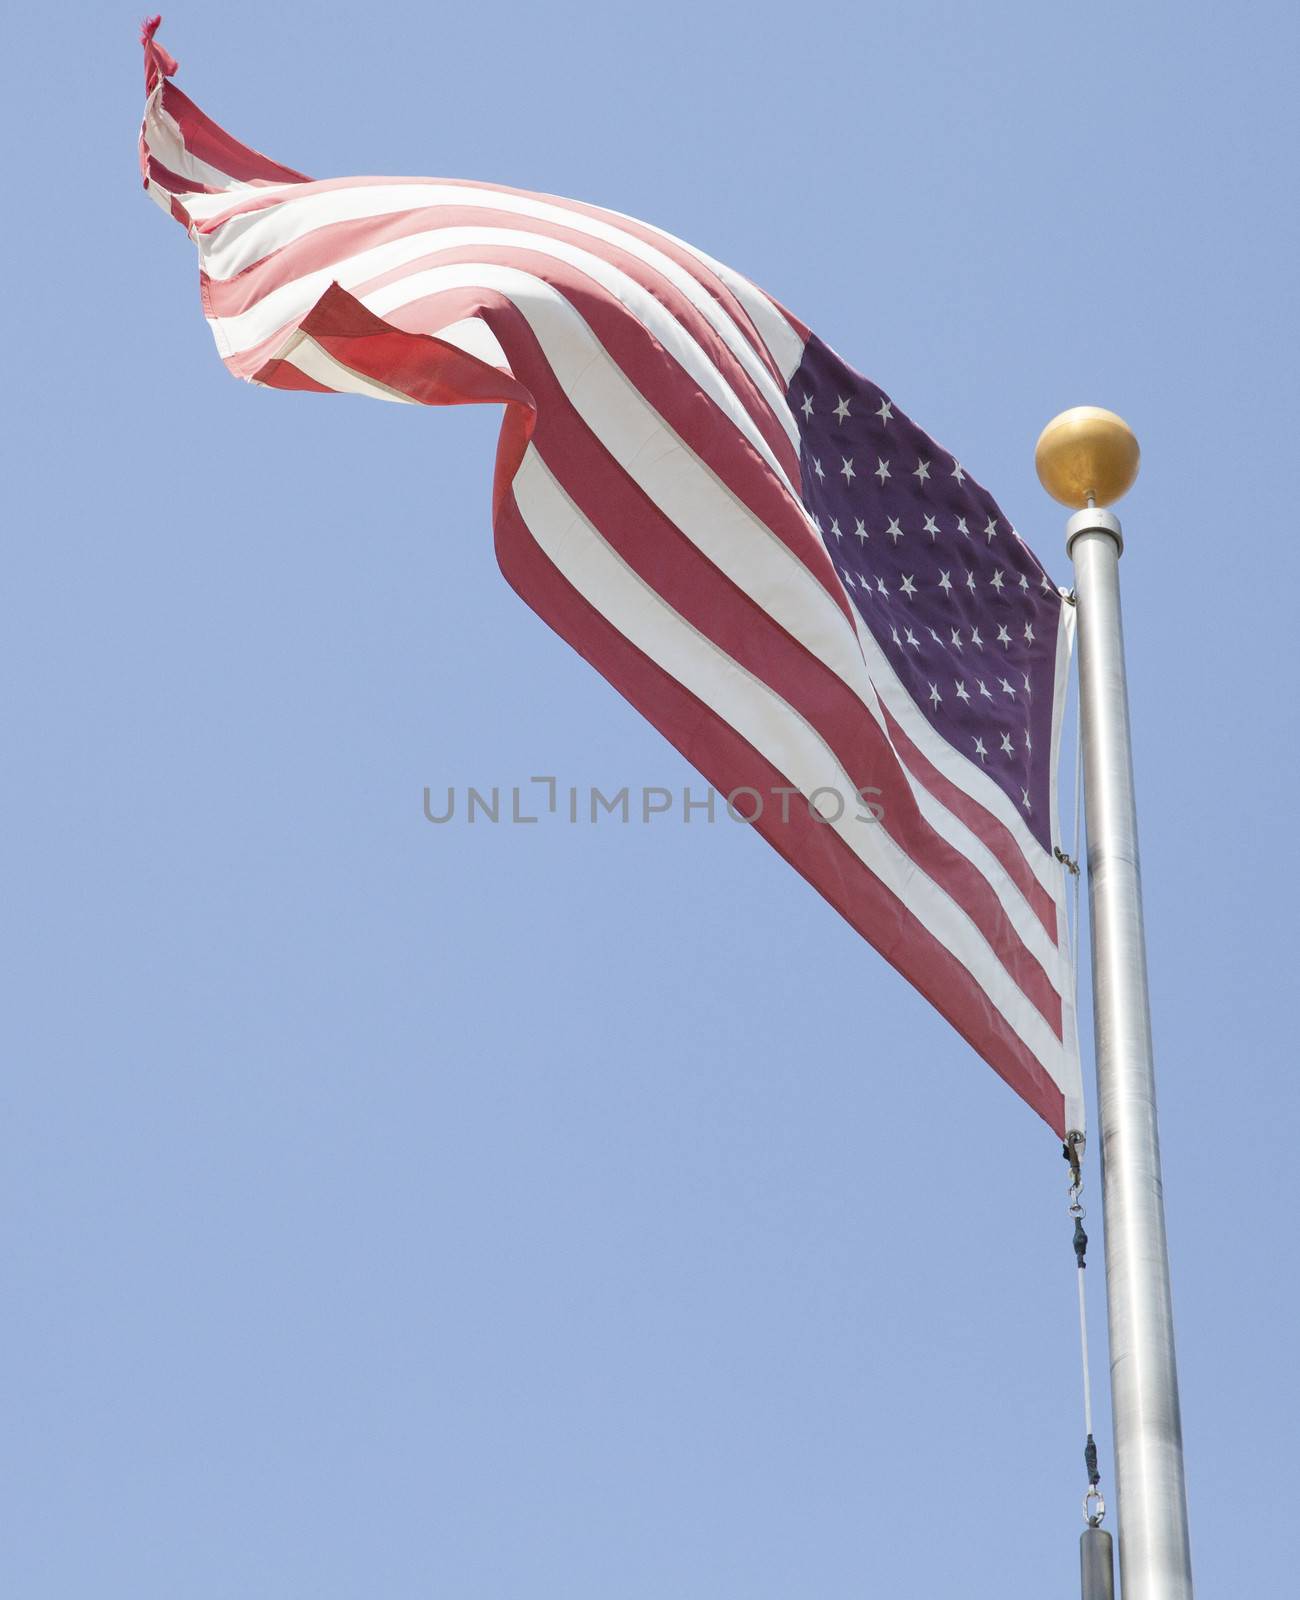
[{"x1": 1036, "y1": 409, "x2": 1194, "y2": 1600}]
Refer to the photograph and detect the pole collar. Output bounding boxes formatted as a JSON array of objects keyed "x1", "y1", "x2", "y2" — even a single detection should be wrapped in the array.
[{"x1": 1066, "y1": 507, "x2": 1124, "y2": 558}]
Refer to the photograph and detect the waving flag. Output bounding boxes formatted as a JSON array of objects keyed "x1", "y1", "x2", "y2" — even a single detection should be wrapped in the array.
[{"x1": 139, "y1": 19, "x2": 1081, "y2": 1136}]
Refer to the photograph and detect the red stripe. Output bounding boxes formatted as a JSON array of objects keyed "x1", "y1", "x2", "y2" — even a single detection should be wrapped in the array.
[
  {"x1": 160, "y1": 81, "x2": 311, "y2": 186},
  {"x1": 146, "y1": 155, "x2": 219, "y2": 197},
  {"x1": 254, "y1": 360, "x2": 333, "y2": 394},
  {"x1": 492, "y1": 491, "x2": 1067, "y2": 1138},
  {"x1": 142, "y1": 20, "x2": 179, "y2": 91}
]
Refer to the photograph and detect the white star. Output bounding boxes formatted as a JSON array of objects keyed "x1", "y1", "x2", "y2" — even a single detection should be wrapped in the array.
[
  {"x1": 913, "y1": 458, "x2": 931, "y2": 485},
  {"x1": 840, "y1": 456, "x2": 856, "y2": 484},
  {"x1": 965, "y1": 571, "x2": 977, "y2": 593},
  {"x1": 955, "y1": 680, "x2": 971, "y2": 703},
  {"x1": 853, "y1": 518, "x2": 868, "y2": 543},
  {"x1": 928, "y1": 683, "x2": 942, "y2": 707},
  {"x1": 973, "y1": 736, "x2": 988, "y2": 762},
  {"x1": 951, "y1": 459, "x2": 966, "y2": 485},
  {"x1": 1023, "y1": 622, "x2": 1035, "y2": 643},
  {"x1": 874, "y1": 457, "x2": 891, "y2": 483},
  {"x1": 886, "y1": 516, "x2": 904, "y2": 543},
  {"x1": 1022, "y1": 672, "x2": 1031, "y2": 691},
  {"x1": 890, "y1": 626, "x2": 902, "y2": 646},
  {"x1": 800, "y1": 393, "x2": 814, "y2": 418},
  {"x1": 1018, "y1": 573, "x2": 1030, "y2": 592},
  {"x1": 938, "y1": 570, "x2": 953, "y2": 595},
  {"x1": 977, "y1": 679, "x2": 993, "y2": 699},
  {"x1": 999, "y1": 677, "x2": 1016, "y2": 697},
  {"x1": 813, "y1": 456, "x2": 825, "y2": 481},
  {"x1": 927, "y1": 627, "x2": 944, "y2": 644},
  {"x1": 985, "y1": 517, "x2": 999, "y2": 542},
  {"x1": 1021, "y1": 787, "x2": 1032, "y2": 810},
  {"x1": 841, "y1": 568, "x2": 855, "y2": 587},
  {"x1": 957, "y1": 517, "x2": 971, "y2": 539},
  {"x1": 876, "y1": 398, "x2": 893, "y2": 424},
  {"x1": 834, "y1": 395, "x2": 851, "y2": 423},
  {"x1": 970, "y1": 626, "x2": 984, "y2": 647},
  {"x1": 830, "y1": 517, "x2": 843, "y2": 540},
  {"x1": 1000, "y1": 732, "x2": 1015, "y2": 756},
  {"x1": 923, "y1": 514, "x2": 940, "y2": 539},
  {"x1": 1041, "y1": 573, "x2": 1053, "y2": 594},
  {"x1": 990, "y1": 569, "x2": 1005, "y2": 592},
  {"x1": 904, "y1": 627, "x2": 920, "y2": 649},
  {"x1": 996, "y1": 624, "x2": 1012, "y2": 646},
  {"x1": 876, "y1": 577, "x2": 889, "y2": 598},
  {"x1": 949, "y1": 627, "x2": 963, "y2": 650},
  {"x1": 900, "y1": 574, "x2": 917, "y2": 599},
  {"x1": 1025, "y1": 729, "x2": 1033, "y2": 751}
]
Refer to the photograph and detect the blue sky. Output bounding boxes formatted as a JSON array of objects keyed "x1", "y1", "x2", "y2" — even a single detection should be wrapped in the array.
[{"x1": 5, "y1": 2, "x2": 1297, "y2": 1594}]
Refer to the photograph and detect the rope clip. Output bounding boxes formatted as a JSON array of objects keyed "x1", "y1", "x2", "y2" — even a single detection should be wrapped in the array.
[{"x1": 1062, "y1": 1132, "x2": 1085, "y2": 1190}]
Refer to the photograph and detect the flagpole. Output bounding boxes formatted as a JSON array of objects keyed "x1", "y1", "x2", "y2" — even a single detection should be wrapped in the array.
[{"x1": 1036, "y1": 409, "x2": 1193, "y2": 1600}]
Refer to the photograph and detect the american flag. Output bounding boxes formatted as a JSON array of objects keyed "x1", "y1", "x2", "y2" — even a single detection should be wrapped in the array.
[{"x1": 139, "y1": 20, "x2": 1082, "y2": 1137}]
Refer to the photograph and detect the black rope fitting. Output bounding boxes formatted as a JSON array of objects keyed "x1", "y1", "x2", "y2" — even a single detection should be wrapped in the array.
[
  {"x1": 1073, "y1": 1213, "x2": 1089, "y2": 1269},
  {"x1": 1085, "y1": 1433, "x2": 1100, "y2": 1488},
  {"x1": 1054, "y1": 845, "x2": 1080, "y2": 876}
]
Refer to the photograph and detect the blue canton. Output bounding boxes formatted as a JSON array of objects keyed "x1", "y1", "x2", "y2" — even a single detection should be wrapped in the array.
[{"x1": 790, "y1": 335, "x2": 1063, "y2": 850}]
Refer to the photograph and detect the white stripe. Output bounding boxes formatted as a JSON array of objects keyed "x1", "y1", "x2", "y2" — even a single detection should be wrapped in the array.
[
  {"x1": 429, "y1": 316, "x2": 511, "y2": 371},
  {"x1": 189, "y1": 181, "x2": 799, "y2": 451},
  {"x1": 144, "y1": 177, "x2": 174, "y2": 217},
  {"x1": 358, "y1": 260, "x2": 1064, "y2": 963},
  {"x1": 203, "y1": 223, "x2": 796, "y2": 493},
  {"x1": 513, "y1": 445, "x2": 1070, "y2": 1088}
]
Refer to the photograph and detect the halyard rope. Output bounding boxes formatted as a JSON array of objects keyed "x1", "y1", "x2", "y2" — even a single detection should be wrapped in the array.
[{"x1": 1064, "y1": 649, "x2": 1104, "y2": 1525}]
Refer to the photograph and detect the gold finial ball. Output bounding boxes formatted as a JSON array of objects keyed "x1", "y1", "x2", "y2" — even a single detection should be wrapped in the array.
[{"x1": 1034, "y1": 406, "x2": 1140, "y2": 509}]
